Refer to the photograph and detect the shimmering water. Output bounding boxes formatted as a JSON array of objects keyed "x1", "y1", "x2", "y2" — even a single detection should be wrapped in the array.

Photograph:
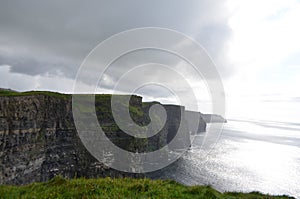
[{"x1": 148, "y1": 119, "x2": 300, "y2": 198}]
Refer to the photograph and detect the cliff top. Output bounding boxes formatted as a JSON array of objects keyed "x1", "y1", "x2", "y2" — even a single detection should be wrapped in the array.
[
  {"x1": 0, "y1": 89, "x2": 143, "y2": 100},
  {"x1": 0, "y1": 89, "x2": 71, "y2": 99},
  {"x1": 0, "y1": 89, "x2": 226, "y2": 120}
]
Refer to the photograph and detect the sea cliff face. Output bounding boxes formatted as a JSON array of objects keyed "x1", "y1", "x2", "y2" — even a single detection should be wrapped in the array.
[
  {"x1": 201, "y1": 114, "x2": 227, "y2": 123},
  {"x1": 0, "y1": 92, "x2": 207, "y2": 185}
]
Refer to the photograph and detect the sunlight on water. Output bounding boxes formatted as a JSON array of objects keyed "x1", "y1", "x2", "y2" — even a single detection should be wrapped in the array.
[
  {"x1": 226, "y1": 139, "x2": 300, "y2": 194},
  {"x1": 149, "y1": 119, "x2": 300, "y2": 198}
]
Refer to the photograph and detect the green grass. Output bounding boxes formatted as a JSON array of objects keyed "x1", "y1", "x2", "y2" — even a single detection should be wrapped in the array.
[
  {"x1": 0, "y1": 90, "x2": 141, "y2": 102},
  {"x1": 0, "y1": 90, "x2": 71, "y2": 99},
  {"x1": 0, "y1": 176, "x2": 294, "y2": 199}
]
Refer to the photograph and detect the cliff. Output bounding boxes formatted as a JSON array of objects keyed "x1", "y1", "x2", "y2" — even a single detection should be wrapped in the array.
[
  {"x1": 0, "y1": 90, "x2": 207, "y2": 185},
  {"x1": 185, "y1": 111, "x2": 207, "y2": 133},
  {"x1": 201, "y1": 114, "x2": 227, "y2": 123}
]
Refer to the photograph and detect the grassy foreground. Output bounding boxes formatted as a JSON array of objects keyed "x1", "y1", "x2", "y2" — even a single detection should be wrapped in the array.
[{"x1": 0, "y1": 177, "x2": 294, "y2": 199}]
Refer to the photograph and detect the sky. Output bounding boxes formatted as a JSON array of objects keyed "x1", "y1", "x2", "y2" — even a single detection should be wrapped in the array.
[{"x1": 0, "y1": 0, "x2": 300, "y2": 122}]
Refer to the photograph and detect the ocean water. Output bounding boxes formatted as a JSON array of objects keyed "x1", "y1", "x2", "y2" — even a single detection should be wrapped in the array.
[{"x1": 148, "y1": 119, "x2": 300, "y2": 198}]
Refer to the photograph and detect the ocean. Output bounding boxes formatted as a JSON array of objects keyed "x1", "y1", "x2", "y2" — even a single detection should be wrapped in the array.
[{"x1": 148, "y1": 119, "x2": 300, "y2": 198}]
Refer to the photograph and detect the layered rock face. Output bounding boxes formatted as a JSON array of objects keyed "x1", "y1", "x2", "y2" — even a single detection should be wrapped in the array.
[
  {"x1": 0, "y1": 95, "x2": 118, "y2": 185},
  {"x1": 0, "y1": 92, "x2": 206, "y2": 185},
  {"x1": 185, "y1": 111, "x2": 207, "y2": 134},
  {"x1": 201, "y1": 114, "x2": 227, "y2": 123}
]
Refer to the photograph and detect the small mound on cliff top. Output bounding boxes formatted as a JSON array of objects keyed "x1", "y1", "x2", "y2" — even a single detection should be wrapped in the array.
[{"x1": 0, "y1": 176, "x2": 294, "y2": 199}]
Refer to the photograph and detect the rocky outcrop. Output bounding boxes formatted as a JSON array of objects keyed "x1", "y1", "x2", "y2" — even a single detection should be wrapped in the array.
[
  {"x1": 185, "y1": 111, "x2": 207, "y2": 134},
  {"x1": 0, "y1": 94, "x2": 141, "y2": 185},
  {"x1": 0, "y1": 91, "x2": 207, "y2": 185},
  {"x1": 201, "y1": 114, "x2": 227, "y2": 123}
]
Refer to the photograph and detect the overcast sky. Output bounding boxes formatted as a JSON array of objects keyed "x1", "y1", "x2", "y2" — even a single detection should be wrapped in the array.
[{"x1": 1, "y1": 0, "x2": 300, "y2": 121}]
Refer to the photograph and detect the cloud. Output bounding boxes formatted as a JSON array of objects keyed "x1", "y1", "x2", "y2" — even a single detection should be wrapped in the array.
[
  {"x1": 0, "y1": 0, "x2": 232, "y2": 94},
  {"x1": 0, "y1": 65, "x2": 75, "y2": 92}
]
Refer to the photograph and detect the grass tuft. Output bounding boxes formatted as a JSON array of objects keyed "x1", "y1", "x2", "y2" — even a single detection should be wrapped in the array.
[{"x1": 0, "y1": 177, "x2": 294, "y2": 199}]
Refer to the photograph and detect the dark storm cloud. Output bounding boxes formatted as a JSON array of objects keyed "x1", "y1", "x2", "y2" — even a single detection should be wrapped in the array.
[{"x1": 0, "y1": 0, "x2": 232, "y2": 91}]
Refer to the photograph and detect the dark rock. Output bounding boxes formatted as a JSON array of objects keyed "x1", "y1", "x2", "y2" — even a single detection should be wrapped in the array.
[
  {"x1": 0, "y1": 92, "x2": 207, "y2": 185},
  {"x1": 201, "y1": 114, "x2": 227, "y2": 123}
]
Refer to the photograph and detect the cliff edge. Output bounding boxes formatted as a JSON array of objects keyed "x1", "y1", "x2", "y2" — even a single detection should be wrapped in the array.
[{"x1": 0, "y1": 90, "x2": 207, "y2": 185}]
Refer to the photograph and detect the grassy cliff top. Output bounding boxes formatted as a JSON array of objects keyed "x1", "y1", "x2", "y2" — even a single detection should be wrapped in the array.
[
  {"x1": 0, "y1": 90, "x2": 142, "y2": 100},
  {"x1": 0, "y1": 89, "x2": 71, "y2": 99},
  {"x1": 0, "y1": 176, "x2": 293, "y2": 199}
]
